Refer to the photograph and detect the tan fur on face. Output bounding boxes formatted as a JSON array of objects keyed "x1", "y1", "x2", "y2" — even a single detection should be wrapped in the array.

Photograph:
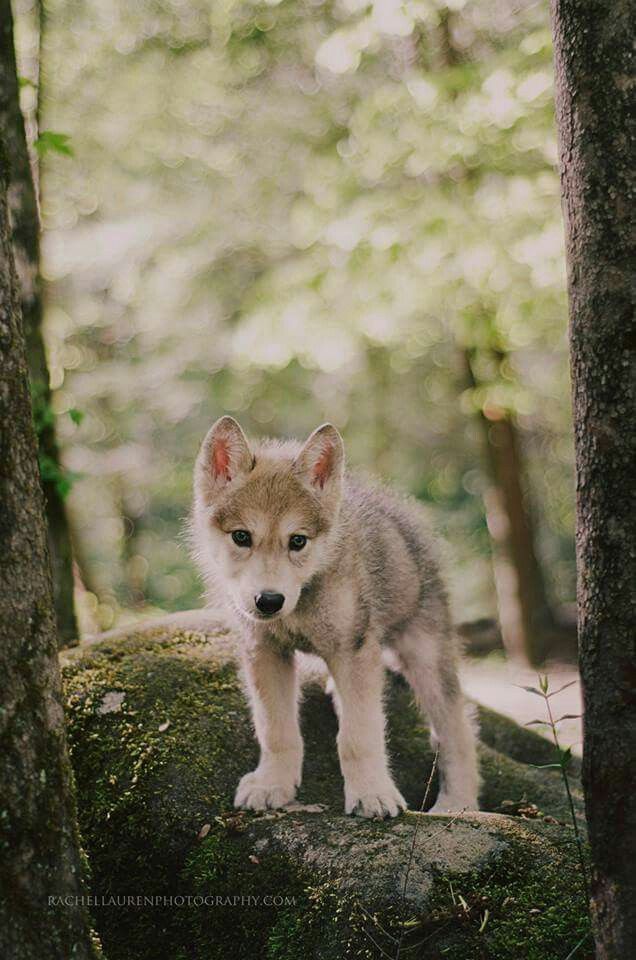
[
  {"x1": 213, "y1": 461, "x2": 330, "y2": 539},
  {"x1": 192, "y1": 425, "x2": 344, "y2": 622}
]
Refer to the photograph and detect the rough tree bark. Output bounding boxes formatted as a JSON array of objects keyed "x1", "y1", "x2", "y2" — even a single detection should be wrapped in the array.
[
  {"x1": 0, "y1": 0, "x2": 78, "y2": 646},
  {"x1": 0, "y1": 139, "x2": 97, "y2": 958},
  {"x1": 550, "y1": 2, "x2": 635, "y2": 957}
]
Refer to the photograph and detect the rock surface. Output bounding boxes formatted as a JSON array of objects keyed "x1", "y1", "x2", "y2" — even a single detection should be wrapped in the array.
[{"x1": 62, "y1": 614, "x2": 591, "y2": 959}]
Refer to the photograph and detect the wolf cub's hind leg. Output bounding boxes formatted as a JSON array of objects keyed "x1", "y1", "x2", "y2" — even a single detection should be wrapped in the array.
[
  {"x1": 395, "y1": 624, "x2": 479, "y2": 813},
  {"x1": 328, "y1": 640, "x2": 406, "y2": 819},
  {"x1": 234, "y1": 641, "x2": 303, "y2": 811}
]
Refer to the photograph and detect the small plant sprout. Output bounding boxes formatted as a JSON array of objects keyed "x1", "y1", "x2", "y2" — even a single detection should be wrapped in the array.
[{"x1": 519, "y1": 675, "x2": 589, "y2": 913}]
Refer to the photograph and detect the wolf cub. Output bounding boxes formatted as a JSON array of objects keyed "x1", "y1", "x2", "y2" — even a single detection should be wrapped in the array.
[{"x1": 192, "y1": 416, "x2": 479, "y2": 818}]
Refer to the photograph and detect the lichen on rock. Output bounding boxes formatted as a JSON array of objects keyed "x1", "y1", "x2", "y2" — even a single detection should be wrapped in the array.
[{"x1": 62, "y1": 614, "x2": 591, "y2": 959}]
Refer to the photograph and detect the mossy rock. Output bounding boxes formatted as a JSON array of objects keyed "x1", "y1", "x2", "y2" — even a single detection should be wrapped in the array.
[{"x1": 62, "y1": 614, "x2": 591, "y2": 960}]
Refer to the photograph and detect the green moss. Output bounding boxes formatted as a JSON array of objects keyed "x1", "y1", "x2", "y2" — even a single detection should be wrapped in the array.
[
  {"x1": 477, "y1": 705, "x2": 582, "y2": 776},
  {"x1": 416, "y1": 824, "x2": 591, "y2": 960},
  {"x1": 63, "y1": 625, "x2": 590, "y2": 960}
]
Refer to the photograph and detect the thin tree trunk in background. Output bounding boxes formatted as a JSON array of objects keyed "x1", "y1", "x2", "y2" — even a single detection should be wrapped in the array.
[
  {"x1": 550, "y1": 2, "x2": 635, "y2": 956},
  {"x1": 434, "y1": 14, "x2": 556, "y2": 665},
  {"x1": 464, "y1": 349, "x2": 556, "y2": 664},
  {"x1": 116, "y1": 476, "x2": 148, "y2": 608},
  {"x1": 0, "y1": 0, "x2": 78, "y2": 646},
  {"x1": 0, "y1": 136, "x2": 97, "y2": 959}
]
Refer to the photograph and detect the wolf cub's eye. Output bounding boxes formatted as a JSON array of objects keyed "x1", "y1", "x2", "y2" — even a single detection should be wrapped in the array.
[
  {"x1": 289, "y1": 534, "x2": 308, "y2": 552},
  {"x1": 231, "y1": 530, "x2": 252, "y2": 548}
]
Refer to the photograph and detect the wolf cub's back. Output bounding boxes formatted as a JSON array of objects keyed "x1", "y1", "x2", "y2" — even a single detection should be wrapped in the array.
[{"x1": 339, "y1": 474, "x2": 449, "y2": 636}]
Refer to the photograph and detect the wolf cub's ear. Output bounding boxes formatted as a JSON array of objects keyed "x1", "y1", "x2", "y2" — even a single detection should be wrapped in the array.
[
  {"x1": 195, "y1": 416, "x2": 253, "y2": 505},
  {"x1": 293, "y1": 423, "x2": 344, "y2": 494}
]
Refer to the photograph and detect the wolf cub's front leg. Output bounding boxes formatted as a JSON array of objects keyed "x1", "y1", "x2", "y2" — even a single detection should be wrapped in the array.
[
  {"x1": 329, "y1": 641, "x2": 406, "y2": 819},
  {"x1": 234, "y1": 640, "x2": 303, "y2": 811}
]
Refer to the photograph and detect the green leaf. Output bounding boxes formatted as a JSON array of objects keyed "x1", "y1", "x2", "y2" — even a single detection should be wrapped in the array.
[
  {"x1": 539, "y1": 675, "x2": 549, "y2": 694},
  {"x1": 37, "y1": 453, "x2": 80, "y2": 500},
  {"x1": 554, "y1": 714, "x2": 581, "y2": 723},
  {"x1": 38, "y1": 452, "x2": 59, "y2": 483},
  {"x1": 32, "y1": 402, "x2": 55, "y2": 434},
  {"x1": 68, "y1": 407, "x2": 85, "y2": 426},
  {"x1": 515, "y1": 684, "x2": 545, "y2": 697},
  {"x1": 530, "y1": 762, "x2": 562, "y2": 770},
  {"x1": 55, "y1": 474, "x2": 74, "y2": 500},
  {"x1": 34, "y1": 131, "x2": 74, "y2": 158},
  {"x1": 525, "y1": 719, "x2": 549, "y2": 727},
  {"x1": 547, "y1": 680, "x2": 577, "y2": 698}
]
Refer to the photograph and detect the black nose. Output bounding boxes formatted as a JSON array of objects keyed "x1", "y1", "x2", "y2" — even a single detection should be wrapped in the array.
[{"x1": 255, "y1": 592, "x2": 285, "y2": 616}]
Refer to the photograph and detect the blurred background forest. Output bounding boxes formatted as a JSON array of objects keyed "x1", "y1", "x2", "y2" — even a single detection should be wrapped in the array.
[{"x1": 12, "y1": 0, "x2": 575, "y2": 663}]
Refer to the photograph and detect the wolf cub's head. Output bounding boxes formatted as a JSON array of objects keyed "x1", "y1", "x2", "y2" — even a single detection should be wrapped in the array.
[{"x1": 192, "y1": 416, "x2": 344, "y2": 622}]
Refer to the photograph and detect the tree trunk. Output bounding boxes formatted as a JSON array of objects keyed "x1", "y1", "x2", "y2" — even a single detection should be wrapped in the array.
[
  {"x1": 434, "y1": 14, "x2": 557, "y2": 666},
  {"x1": 464, "y1": 349, "x2": 556, "y2": 664},
  {"x1": 0, "y1": 137, "x2": 97, "y2": 959},
  {"x1": 0, "y1": 0, "x2": 78, "y2": 646},
  {"x1": 550, "y1": 2, "x2": 635, "y2": 957}
]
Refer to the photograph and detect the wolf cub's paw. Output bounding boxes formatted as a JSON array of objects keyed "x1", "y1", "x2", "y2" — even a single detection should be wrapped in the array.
[
  {"x1": 345, "y1": 781, "x2": 407, "y2": 819},
  {"x1": 234, "y1": 770, "x2": 297, "y2": 811},
  {"x1": 428, "y1": 793, "x2": 477, "y2": 815}
]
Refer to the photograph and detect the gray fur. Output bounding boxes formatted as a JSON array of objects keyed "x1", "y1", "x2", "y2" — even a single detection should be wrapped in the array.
[{"x1": 191, "y1": 417, "x2": 480, "y2": 817}]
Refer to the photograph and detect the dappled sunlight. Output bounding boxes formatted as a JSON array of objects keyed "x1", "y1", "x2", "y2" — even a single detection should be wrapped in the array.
[{"x1": 12, "y1": 0, "x2": 574, "y2": 633}]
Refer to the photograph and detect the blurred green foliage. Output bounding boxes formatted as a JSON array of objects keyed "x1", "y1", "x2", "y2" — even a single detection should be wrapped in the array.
[
  {"x1": 17, "y1": 0, "x2": 574, "y2": 629},
  {"x1": 34, "y1": 129, "x2": 74, "y2": 157}
]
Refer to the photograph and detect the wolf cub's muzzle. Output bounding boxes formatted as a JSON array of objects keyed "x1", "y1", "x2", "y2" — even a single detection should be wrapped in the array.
[{"x1": 255, "y1": 591, "x2": 285, "y2": 616}]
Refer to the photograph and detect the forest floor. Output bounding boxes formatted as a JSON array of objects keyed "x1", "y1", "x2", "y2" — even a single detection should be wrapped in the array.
[{"x1": 461, "y1": 653, "x2": 583, "y2": 756}]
